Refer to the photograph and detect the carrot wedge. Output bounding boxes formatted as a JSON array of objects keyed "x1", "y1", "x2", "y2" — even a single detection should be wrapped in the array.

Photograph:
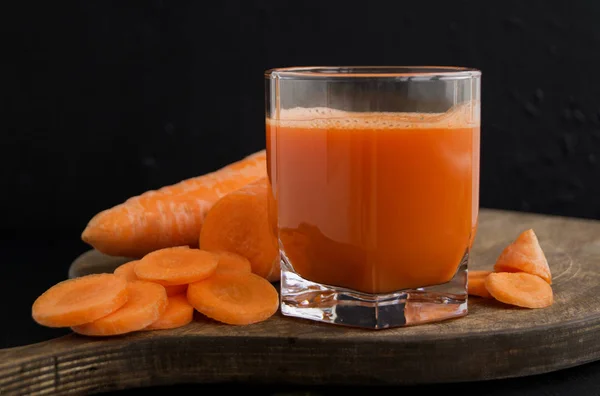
[
  {"x1": 145, "y1": 295, "x2": 194, "y2": 330},
  {"x1": 187, "y1": 272, "x2": 279, "y2": 325},
  {"x1": 494, "y1": 229, "x2": 552, "y2": 284},
  {"x1": 134, "y1": 247, "x2": 218, "y2": 286},
  {"x1": 468, "y1": 270, "x2": 492, "y2": 298},
  {"x1": 485, "y1": 272, "x2": 554, "y2": 309},
  {"x1": 32, "y1": 274, "x2": 128, "y2": 328},
  {"x1": 199, "y1": 177, "x2": 280, "y2": 282},
  {"x1": 72, "y1": 280, "x2": 168, "y2": 336}
]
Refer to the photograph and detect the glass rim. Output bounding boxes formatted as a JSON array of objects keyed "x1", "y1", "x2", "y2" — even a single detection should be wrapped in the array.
[{"x1": 265, "y1": 66, "x2": 481, "y2": 81}]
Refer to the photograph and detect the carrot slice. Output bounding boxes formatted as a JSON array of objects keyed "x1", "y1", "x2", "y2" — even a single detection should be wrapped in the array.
[
  {"x1": 114, "y1": 259, "x2": 187, "y2": 296},
  {"x1": 199, "y1": 177, "x2": 280, "y2": 282},
  {"x1": 468, "y1": 270, "x2": 492, "y2": 298},
  {"x1": 485, "y1": 272, "x2": 554, "y2": 309},
  {"x1": 72, "y1": 280, "x2": 168, "y2": 336},
  {"x1": 114, "y1": 260, "x2": 139, "y2": 282},
  {"x1": 213, "y1": 251, "x2": 252, "y2": 275},
  {"x1": 187, "y1": 272, "x2": 279, "y2": 325},
  {"x1": 145, "y1": 294, "x2": 194, "y2": 330},
  {"x1": 165, "y1": 284, "x2": 188, "y2": 297},
  {"x1": 494, "y1": 229, "x2": 552, "y2": 284},
  {"x1": 32, "y1": 274, "x2": 128, "y2": 328},
  {"x1": 81, "y1": 150, "x2": 267, "y2": 258},
  {"x1": 134, "y1": 247, "x2": 218, "y2": 286}
]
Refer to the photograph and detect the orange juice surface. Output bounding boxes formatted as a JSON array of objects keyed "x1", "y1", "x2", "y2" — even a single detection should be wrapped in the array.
[{"x1": 267, "y1": 104, "x2": 480, "y2": 294}]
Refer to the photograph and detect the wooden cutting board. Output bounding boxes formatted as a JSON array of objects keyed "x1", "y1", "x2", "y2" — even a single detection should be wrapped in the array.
[{"x1": 3, "y1": 208, "x2": 600, "y2": 395}]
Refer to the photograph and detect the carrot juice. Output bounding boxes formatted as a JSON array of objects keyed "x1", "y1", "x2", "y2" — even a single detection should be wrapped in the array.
[{"x1": 267, "y1": 104, "x2": 479, "y2": 294}]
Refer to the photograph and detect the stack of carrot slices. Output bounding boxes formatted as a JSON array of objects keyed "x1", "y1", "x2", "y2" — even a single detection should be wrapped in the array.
[
  {"x1": 467, "y1": 229, "x2": 554, "y2": 308},
  {"x1": 31, "y1": 247, "x2": 279, "y2": 336}
]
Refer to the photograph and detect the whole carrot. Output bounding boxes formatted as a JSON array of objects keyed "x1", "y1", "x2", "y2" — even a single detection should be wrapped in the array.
[{"x1": 81, "y1": 150, "x2": 267, "y2": 258}]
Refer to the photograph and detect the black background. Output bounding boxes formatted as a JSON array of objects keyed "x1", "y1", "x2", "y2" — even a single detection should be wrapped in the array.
[{"x1": 3, "y1": 0, "x2": 600, "y2": 394}]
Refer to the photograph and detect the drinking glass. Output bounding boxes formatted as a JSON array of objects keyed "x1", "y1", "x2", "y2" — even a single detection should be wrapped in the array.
[{"x1": 265, "y1": 66, "x2": 481, "y2": 329}]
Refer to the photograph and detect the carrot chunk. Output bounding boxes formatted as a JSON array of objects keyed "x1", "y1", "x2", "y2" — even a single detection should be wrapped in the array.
[
  {"x1": 187, "y1": 272, "x2": 279, "y2": 325},
  {"x1": 468, "y1": 270, "x2": 493, "y2": 298},
  {"x1": 81, "y1": 150, "x2": 267, "y2": 258},
  {"x1": 134, "y1": 247, "x2": 218, "y2": 286},
  {"x1": 485, "y1": 272, "x2": 554, "y2": 309},
  {"x1": 494, "y1": 229, "x2": 552, "y2": 284},
  {"x1": 32, "y1": 274, "x2": 128, "y2": 328},
  {"x1": 199, "y1": 177, "x2": 280, "y2": 282},
  {"x1": 72, "y1": 280, "x2": 168, "y2": 336},
  {"x1": 213, "y1": 251, "x2": 252, "y2": 275},
  {"x1": 145, "y1": 294, "x2": 194, "y2": 330}
]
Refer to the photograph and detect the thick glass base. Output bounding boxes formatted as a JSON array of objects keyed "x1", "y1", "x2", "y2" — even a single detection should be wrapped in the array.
[{"x1": 280, "y1": 252, "x2": 469, "y2": 329}]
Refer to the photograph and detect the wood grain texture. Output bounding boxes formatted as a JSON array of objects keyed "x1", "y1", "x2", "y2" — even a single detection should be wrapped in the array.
[{"x1": 3, "y1": 208, "x2": 600, "y2": 395}]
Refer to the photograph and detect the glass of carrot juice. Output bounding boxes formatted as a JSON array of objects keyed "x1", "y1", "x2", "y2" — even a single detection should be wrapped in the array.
[{"x1": 265, "y1": 66, "x2": 481, "y2": 329}]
